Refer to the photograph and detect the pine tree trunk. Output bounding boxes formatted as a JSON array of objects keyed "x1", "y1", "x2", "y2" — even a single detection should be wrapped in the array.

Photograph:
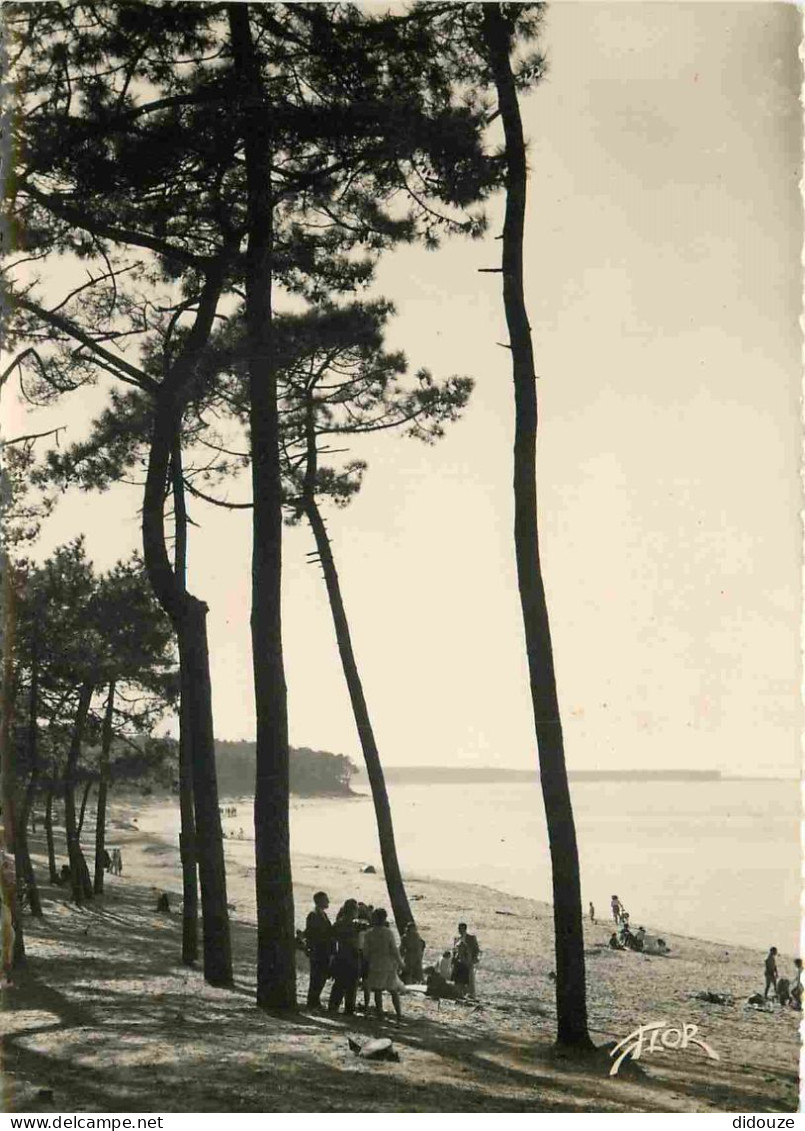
[
  {"x1": 0, "y1": 564, "x2": 25, "y2": 967},
  {"x1": 142, "y1": 366, "x2": 231, "y2": 985},
  {"x1": 305, "y1": 499, "x2": 413, "y2": 933},
  {"x1": 93, "y1": 680, "x2": 115, "y2": 895},
  {"x1": 178, "y1": 678, "x2": 199, "y2": 965},
  {"x1": 17, "y1": 645, "x2": 42, "y2": 916},
  {"x1": 178, "y1": 601, "x2": 230, "y2": 982},
  {"x1": 15, "y1": 773, "x2": 42, "y2": 919},
  {"x1": 44, "y1": 787, "x2": 57, "y2": 884},
  {"x1": 480, "y1": 4, "x2": 591, "y2": 1049},
  {"x1": 172, "y1": 442, "x2": 198, "y2": 966},
  {"x1": 229, "y1": 2, "x2": 296, "y2": 1011},
  {"x1": 64, "y1": 682, "x2": 94, "y2": 905},
  {"x1": 77, "y1": 779, "x2": 93, "y2": 840}
]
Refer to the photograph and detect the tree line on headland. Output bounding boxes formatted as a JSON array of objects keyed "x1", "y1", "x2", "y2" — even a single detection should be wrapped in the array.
[
  {"x1": 1, "y1": 2, "x2": 591, "y2": 1048},
  {"x1": 216, "y1": 741, "x2": 356, "y2": 798}
]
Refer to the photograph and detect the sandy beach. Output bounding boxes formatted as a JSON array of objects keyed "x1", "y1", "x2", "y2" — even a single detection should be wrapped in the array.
[{"x1": 1, "y1": 796, "x2": 799, "y2": 1113}]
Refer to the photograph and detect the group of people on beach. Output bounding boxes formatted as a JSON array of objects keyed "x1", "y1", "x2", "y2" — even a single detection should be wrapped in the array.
[
  {"x1": 301, "y1": 891, "x2": 481, "y2": 1022},
  {"x1": 763, "y1": 947, "x2": 802, "y2": 1010},
  {"x1": 606, "y1": 894, "x2": 669, "y2": 955},
  {"x1": 103, "y1": 848, "x2": 123, "y2": 876}
]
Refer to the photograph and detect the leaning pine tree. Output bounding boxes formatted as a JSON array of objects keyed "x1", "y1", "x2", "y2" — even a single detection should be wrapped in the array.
[
  {"x1": 476, "y1": 3, "x2": 591, "y2": 1047},
  {"x1": 275, "y1": 302, "x2": 472, "y2": 934}
]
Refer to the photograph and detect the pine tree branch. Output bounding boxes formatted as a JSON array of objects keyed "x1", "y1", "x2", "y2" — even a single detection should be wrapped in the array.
[{"x1": 13, "y1": 295, "x2": 159, "y2": 395}]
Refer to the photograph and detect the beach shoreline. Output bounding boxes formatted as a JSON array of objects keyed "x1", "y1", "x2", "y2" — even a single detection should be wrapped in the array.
[{"x1": 2, "y1": 796, "x2": 799, "y2": 1113}]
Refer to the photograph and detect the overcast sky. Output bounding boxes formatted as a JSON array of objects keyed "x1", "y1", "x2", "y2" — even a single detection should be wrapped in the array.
[{"x1": 8, "y1": 2, "x2": 802, "y2": 777}]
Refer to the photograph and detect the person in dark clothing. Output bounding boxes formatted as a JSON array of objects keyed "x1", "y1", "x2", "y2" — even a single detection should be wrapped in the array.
[
  {"x1": 400, "y1": 922, "x2": 426, "y2": 984},
  {"x1": 328, "y1": 899, "x2": 362, "y2": 1015},
  {"x1": 305, "y1": 891, "x2": 333, "y2": 1009},
  {"x1": 764, "y1": 947, "x2": 778, "y2": 999},
  {"x1": 792, "y1": 958, "x2": 802, "y2": 1010}
]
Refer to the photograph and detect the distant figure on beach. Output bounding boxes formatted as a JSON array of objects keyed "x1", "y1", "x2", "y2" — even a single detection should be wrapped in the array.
[
  {"x1": 155, "y1": 892, "x2": 170, "y2": 913},
  {"x1": 437, "y1": 950, "x2": 452, "y2": 979},
  {"x1": 609, "y1": 932, "x2": 624, "y2": 950},
  {"x1": 791, "y1": 959, "x2": 802, "y2": 1010},
  {"x1": 776, "y1": 977, "x2": 791, "y2": 1007},
  {"x1": 328, "y1": 899, "x2": 362, "y2": 1016},
  {"x1": 764, "y1": 947, "x2": 778, "y2": 999},
  {"x1": 305, "y1": 891, "x2": 333, "y2": 1010},
  {"x1": 60, "y1": 864, "x2": 71, "y2": 885},
  {"x1": 611, "y1": 895, "x2": 623, "y2": 925},
  {"x1": 452, "y1": 922, "x2": 481, "y2": 997},
  {"x1": 103, "y1": 849, "x2": 112, "y2": 873},
  {"x1": 400, "y1": 922, "x2": 426, "y2": 984},
  {"x1": 589, "y1": 902, "x2": 595, "y2": 924},
  {"x1": 362, "y1": 907, "x2": 404, "y2": 1021},
  {"x1": 110, "y1": 848, "x2": 122, "y2": 876},
  {"x1": 633, "y1": 926, "x2": 646, "y2": 952}
]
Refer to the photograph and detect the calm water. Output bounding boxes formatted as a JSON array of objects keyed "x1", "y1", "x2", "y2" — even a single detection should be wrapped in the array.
[{"x1": 286, "y1": 779, "x2": 801, "y2": 953}]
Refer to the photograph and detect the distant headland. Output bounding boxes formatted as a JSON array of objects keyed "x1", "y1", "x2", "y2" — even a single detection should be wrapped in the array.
[{"x1": 350, "y1": 766, "x2": 723, "y2": 785}]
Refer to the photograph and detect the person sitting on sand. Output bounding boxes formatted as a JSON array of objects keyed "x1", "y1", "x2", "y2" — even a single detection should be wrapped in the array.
[
  {"x1": 362, "y1": 907, "x2": 404, "y2": 1022},
  {"x1": 791, "y1": 959, "x2": 802, "y2": 1010},
  {"x1": 777, "y1": 977, "x2": 791, "y2": 1007},
  {"x1": 437, "y1": 950, "x2": 452, "y2": 980},
  {"x1": 609, "y1": 931, "x2": 625, "y2": 951},
  {"x1": 633, "y1": 926, "x2": 646, "y2": 953},
  {"x1": 304, "y1": 891, "x2": 334, "y2": 1010},
  {"x1": 400, "y1": 922, "x2": 426, "y2": 984},
  {"x1": 328, "y1": 899, "x2": 362, "y2": 1016},
  {"x1": 764, "y1": 947, "x2": 779, "y2": 999}
]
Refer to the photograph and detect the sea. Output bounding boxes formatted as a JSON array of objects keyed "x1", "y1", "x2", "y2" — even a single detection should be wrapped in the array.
[{"x1": 283, "y1": 778, "x2": 802, "y2": 954}]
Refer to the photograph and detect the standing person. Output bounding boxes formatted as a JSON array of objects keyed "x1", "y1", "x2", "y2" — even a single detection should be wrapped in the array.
[
  {"x1": 791, "y1": 959, "x2": 802, "y2": 1010},
  {"x1": 116, "y1": 848, "x2": 123, "y2": 876},
  {"x1": 328, "y1": 899, "x2": 362, "y2": 1016},
  {"x1": 453, "y1": 922, "x2": 481, "y2": 998},
  {"x1": 400, "y1": 922, "x2": 426, "y2": 984},
  {"x1": 304, "y1": 891, "x2": 334, "y2": 1010},
  {"x1": 355, "y1": 903, "x2": 372, "y2": 1012},
  {"x1": 764, "y1": 947, "x2": 778, "y2": 999},
  {"x1": 589, "y1": 902, "x2": 595, "y2": 924},
  {"x1": 362, "y1": 908, "x2": 404, "y2": 1021},
  {"x1": 610, "y1": 895, "x2": 622, "y2": 925}
]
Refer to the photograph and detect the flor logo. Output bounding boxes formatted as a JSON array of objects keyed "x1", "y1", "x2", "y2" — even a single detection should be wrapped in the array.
[{"x1": 610, "y1": 1020, "x2": 719, "y2": 1076}]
